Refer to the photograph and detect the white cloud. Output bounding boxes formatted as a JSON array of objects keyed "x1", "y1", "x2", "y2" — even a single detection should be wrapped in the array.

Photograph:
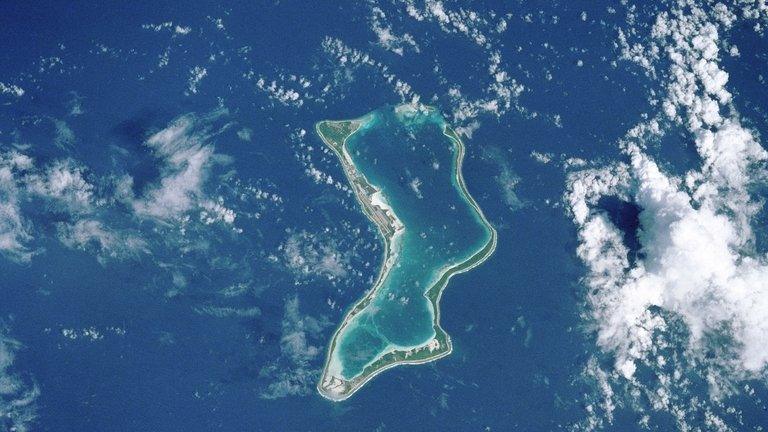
[
  {"x1": 26, "y1": 159, "x2": 95, "y2": 213},
  {"x1": 319, "y1": 6, "x2": 525, "y2": 126},
  {"x1": 0, "y1": 82, "x2": 24, "y2": 97},
  {"x1": 0, "y1": 328, "x2": 39, "y2": 432},
  {"x1": 483, "y1": 146, "x2": 525, "y2": 211},
  {"x1": 199, "y1": 199, "x2": 237, "y2": 226},
  {"x1": 403, "y1": 0, "x2": 494, "y2": 47},
  {"x1": 321, "y1": 37, "x2": 420, "y2": 103},
  {"x1": 569, "y1": 1, "x2": 768, "y2": 427},
  {"x1": 569, "y1": 121, "x2": 768, "y2": 429},
  {"x1": 277, "y1": 230, "x2": 351, "y2": 281},
  {"x1": 132, "y1": 111, "x2": 232, "y2": 222},
  {"x1": 0, "y1": 151, "x2": 129, "y2": 262},
  {"x1": 260, "y1": 296, "x2": 329, "y2": 399},
  {"x1": 141, "y1": 22, "x2": 192, "y2": 35},
  {"x1": 287, "y1": 128, "x2": 351, "y2": 192},
  {"x1": 186, "y1": 66, "x2": 207, "y2": 95},
  {"x1": 53, "y1": 119, "x2": 75, "y2": 149},
  {"x1": 254, "y1": 77, "x2": 304, "y2": 107},
  {"x1": 530, "y1": 151, "x2": 553, "y2": 164},
  {"x1": 400, "y1": 0, "x2": 524, "y2": 124},
  {"x1": 0, "y1": 152, "x2": 34, "y2": 261},
  {"x1": 0, "y1": 110, "x2": 245, "y2": 266},
  {"x1": 737, "y1": 0, "x2": 768, "y2": 34},
  {"x1": 57, "y1": 219, "x2": 148, "y2": 264},
  {"x1": 370, "y1": 6, "x2": 420, "y2": 56},
  {"x1": 246, "y1": 70, "x2": 326, "y2": 108}
]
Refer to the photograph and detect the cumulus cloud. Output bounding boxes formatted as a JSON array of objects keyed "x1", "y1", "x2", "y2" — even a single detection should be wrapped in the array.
[
  {"x1": 319, "y1": 0, "x2": 526, "y2": 129},
  {"x1": 568, "y1": 5, "x2": 768, "y2": 427},
  {"x1": 199, "y1": 199, "x2": 237, "y2": 226},
  {"x1": 141, "y1": 22, "x2": 191, "y2": 35},
  {"x1": 401, "y1": 0, "x2": 524, "y2": 124},
  {"x1": 0, "y1": 82, "x2": 24, "y2": 98},
  {"x1": 403, "y1": 0, "x2": 495, "y2": 47},
  {"x1": 370, "y1": 6, "x2": 420, "y2": 56},
  {"x1": 246, "y1": 69, "x2": 331, "y2": 108},
  {"x1": 322, "y1": 36, "x2": 420, "y2": 103},
  {"x1": 186, "y1": 66, "x2": 207, "y2": 95},
  {"x1": 568, "y1": 122, "x2": 768, "y2": 432},
  {"x1": 254, "y1": 77, "x2": 304, "y2": 107},
  {"x1": 569, "y1": 124, "x2": 768, "y2": 377}
]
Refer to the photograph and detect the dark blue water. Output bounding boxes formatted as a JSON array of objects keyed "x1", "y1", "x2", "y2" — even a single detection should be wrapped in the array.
[{"x1": 0, "y1": 1, "x2": 766, "y2": 431}]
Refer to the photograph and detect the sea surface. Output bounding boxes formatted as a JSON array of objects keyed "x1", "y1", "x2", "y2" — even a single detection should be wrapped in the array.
[{"x1": 0, "y1": 1, "x2": 767, "y2": 431}]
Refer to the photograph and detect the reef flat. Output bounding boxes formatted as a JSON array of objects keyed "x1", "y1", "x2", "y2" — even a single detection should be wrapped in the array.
[{"x1": 315, "y1": 104, "x2": 497, "y2": 401}]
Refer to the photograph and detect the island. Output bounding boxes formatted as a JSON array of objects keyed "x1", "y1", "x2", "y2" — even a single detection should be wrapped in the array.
[{"x1": 315, "y1": 104, "x2": 497, "y2": 401}]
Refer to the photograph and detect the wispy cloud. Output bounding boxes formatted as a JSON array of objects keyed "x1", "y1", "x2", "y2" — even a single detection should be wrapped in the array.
[
  {"x1": 52, "y1": 119, "x2": 75, "y2": 149},
  {"x1": 276, "y1": 230, "x2": 353, "y2": 282},
  {"x1": 56, "y1": 219, "x2": 148, "y2": 264},
  {"x1": 0, "y1": 151, "x2": 115, "y2": 262},
  {"x1": 0, "y1": 152, "x2": 35, "y2": 261},
  {"x1": 0, "y1": 327, "x2": 39, "y2": 432},
  {"x1": 260, "y1": 296, "x2": 329, "y2": 399},
  {"x1": 482, "y1": 146, "x2": 525, "y2": 212},
  {"x1": 132, "y1": 110, "x2": 234, "y2": 223},
  {"x1": 0, "y1": 111, "x2": 240, "y2": 264},
  {"x1": 26, "y1": 159, "x2": 95, "y2": 213}
]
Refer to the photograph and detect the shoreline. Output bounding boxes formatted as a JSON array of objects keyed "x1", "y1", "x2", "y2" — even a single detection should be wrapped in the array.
[{"x1": 315, "y1": 105, "x2": 498, "y2": 401}]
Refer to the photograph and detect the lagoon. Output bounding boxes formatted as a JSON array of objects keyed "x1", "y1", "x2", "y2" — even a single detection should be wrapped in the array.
[{"x1": 316, "y1": 104, "x2": 496, "y2": 400}]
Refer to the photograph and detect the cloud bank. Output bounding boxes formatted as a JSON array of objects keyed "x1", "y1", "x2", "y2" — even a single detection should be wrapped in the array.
[{"x1": 568, "y1": 0, "x2": 768, "y2": 428}]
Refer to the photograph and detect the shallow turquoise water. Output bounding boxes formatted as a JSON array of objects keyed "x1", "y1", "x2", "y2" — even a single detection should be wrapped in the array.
[{"x1": 335, "y1": 106, "x2": 493, "y2": 378}]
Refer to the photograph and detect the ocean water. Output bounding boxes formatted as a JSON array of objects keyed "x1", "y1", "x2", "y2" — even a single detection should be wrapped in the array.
[{"x1": 1, "y1": 1, "x2": 767, "y2": 431}]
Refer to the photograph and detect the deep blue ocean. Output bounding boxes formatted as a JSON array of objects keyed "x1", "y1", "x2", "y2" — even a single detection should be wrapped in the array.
[{"x1": 1, "y1": 1, "x2": 767, "y2": 431}]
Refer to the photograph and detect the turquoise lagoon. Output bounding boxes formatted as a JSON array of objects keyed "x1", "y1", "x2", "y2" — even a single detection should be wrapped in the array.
[{"x1": 316, "y1": 105, "x2": 496, "y2": 400}]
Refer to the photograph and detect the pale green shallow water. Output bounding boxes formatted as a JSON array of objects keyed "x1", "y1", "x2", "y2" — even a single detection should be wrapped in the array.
[{"x1": 330, "y1": 106, "x2": 493, "y2": 379}]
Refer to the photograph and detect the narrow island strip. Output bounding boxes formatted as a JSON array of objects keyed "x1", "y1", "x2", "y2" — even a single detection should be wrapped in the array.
[{"x1": 315, "y1": 104, "x2": 497, "y2": 401}]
